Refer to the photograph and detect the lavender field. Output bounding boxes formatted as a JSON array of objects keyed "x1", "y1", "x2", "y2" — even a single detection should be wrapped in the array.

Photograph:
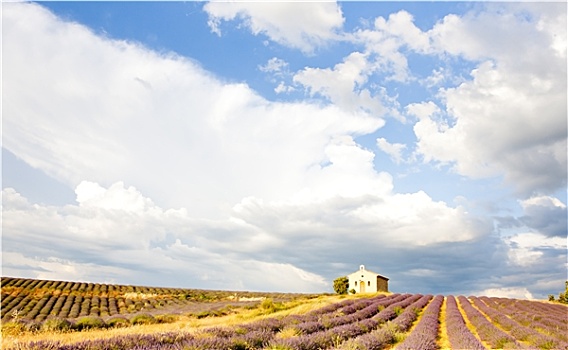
[{"x1": 1, "y1": 277, "x2": 567, "y2": 350}]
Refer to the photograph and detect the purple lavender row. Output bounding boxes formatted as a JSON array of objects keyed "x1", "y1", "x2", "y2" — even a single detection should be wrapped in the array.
[
  {"x1": 281, "y1": 294, "x2": 414, "y2": 339},
  {"x1": 486, "y1": 297, "x2": 568, "y2": 338},
  {"x1": 480, "y1": 296, "x2": 568, "y2": 344},
  {"x1": 202, "y1": 294, "x2": 393, "y2": 339},
  {"x1": 306, "y1": 294, "x2": 385, "y2": 317},
  {"x1": 390, "y1": 294, "x2": 433, "y2": 332},
  {"x1": 445, "y1": 295, "x2": 486, "y2": 350},
  {"x1": 489, "y1": 297, "x2": 568, "y2": 327},
  {"x1": 512, "y1": 298, "x2": 568, "y2": 328},
  {"x1": 3, "y1": 332, "x2": 196, "y2": 350},
  {"x1": 331, "y1": 294, "x2": 431, "y2": 350},
  {"x1": 471, "y1": 296, "x2": 568, "y2": 349},
  {"x1": 395, "y1": 295, "x2": 443, "y2": 350},
  {"x1": 197, "y1": 295, "x2": 402, "y2": 349},
  {"x1": 4, "y1": 295, "x2": 421, "y2": 350},
  {"x1": 457, "y1": 296, "x2": 522, "y2": 349},
  {"x1": 290, "y1": 294, "x2": 403, "y2": 335},
  {"x1": 269, "y1": 294, "x2": 421, "y2": 350},
  {"x1": 513, "y1": 298, "x2": 568, "y2": 320},
  {"x1": 338, "y1": 295, "x2": 388, "y2": 316}
]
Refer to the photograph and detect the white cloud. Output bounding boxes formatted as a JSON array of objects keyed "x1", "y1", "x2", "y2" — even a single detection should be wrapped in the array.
[
  {"x1": 232, "y1": 138, "x2": 485, "y2": 247},
  {"x1": 274, "y1": 82, "x2": 295, "y2": 94},
  {"x1": 413, "y1": 5, "x2": 567, "y2": 196},
  {"x1": 481, "y1": 287, "x2": 534, "y2": 300},
  {"x1": 203, "y1": 1, "x2": 344, "y2": 53},
  {"x1": 376, "y1": 137, "x2": 406, "y2": 164},
  {"x1": 2, "y1": 2, "x2": 381, "y2": 220},
  {"x1": 258, "y1": 57, "x2": 288, "y2": 74},
  {"x1": 521, "y1": 195, "x2": 566, "y2": 210},
  {"x1": 293, "y1": 52, "x2": 386, "y2": 116},
  {"x1": 405, "y1": 101, "x2": 441, "y2": 120},
  {"x1": 2, "y1": 186, "x2": 327, "y2": 292},
  {"x1": 505, "y1": 232, "x2": 566, "y2": 267},
  {"x1": 351, "y1": 10, "x2": 429, "y2": 82}
]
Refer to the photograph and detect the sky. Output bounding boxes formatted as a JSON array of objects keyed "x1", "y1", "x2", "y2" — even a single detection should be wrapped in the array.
[{"x1": 2, "y1": 1, "x2": 567, "y2": 300}]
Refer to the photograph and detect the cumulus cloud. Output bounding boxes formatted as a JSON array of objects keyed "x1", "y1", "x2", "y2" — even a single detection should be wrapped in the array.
[
  {"x1": 414, "y1": 4, "x2": 567, "y2": 196},
  {"x1": 293, "y1": 52, "x2": 386, "y2": 116},
  {"x1": 376, "y1": 137, "x2": 407, "y2": 164},
  {"x1": 2, "y1": 186, "x2": 327, "y2": 292},
  {"x1": 505, "y1": 232, "x2": 566, "y2": 268},
  {"x1": 203, "y1": 1, "x2": 344, "y2": 53},
  {"x1": 343, "y1": 4, "x2": 566, "y2": 197},
  {"x1": 2, "y1": 2, "x2": 381, "y2": 219},
  {"x1": 519, "y1": 196, "x2": 567, "y2": 237},
  {"x1": 481, "y1": 287, "x2": 534, "y2": 300},
  {"x1": 351, "y1": 10, "x2": 428, "y2": 82}
]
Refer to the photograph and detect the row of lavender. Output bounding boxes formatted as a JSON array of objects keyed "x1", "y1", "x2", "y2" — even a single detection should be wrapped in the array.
[
  {"x1": 448, "y1": 295, "x2": 567, "y2": 350},
  {"x1": 6, "y1": 293, "x2": 567, "y2": 350},
  {"x1": 7, "y1": 293, "x2": 436, "y2": 350},
  {"x1": 1, "y1": 277, "x2": 311, "y2": 322},
  {"x1": 473, "y1": 296, "x2": 568, "y2": 349},
  {"x1": 330, "y1": 294, "x2": 567, "y2": 350}
]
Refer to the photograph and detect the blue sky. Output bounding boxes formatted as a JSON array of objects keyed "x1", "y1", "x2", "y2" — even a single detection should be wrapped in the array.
[{"x1": 2, "y1": 1, "x2": 567, "y2": 299}]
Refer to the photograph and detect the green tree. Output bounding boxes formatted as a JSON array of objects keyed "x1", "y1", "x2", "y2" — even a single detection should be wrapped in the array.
[
  {"x1": 558, "y1": 280, "x2": 568, "y2": 304},
  {"x1": 333, "y1": 276, "x2": 349, "y2": 295}
]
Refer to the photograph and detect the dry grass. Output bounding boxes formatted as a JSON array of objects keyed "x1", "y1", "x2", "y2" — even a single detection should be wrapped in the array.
[
  {"x1": 1, "y1": 294, "x2": 355, "y2": 349},
  {"x1": 437, "y1": 296, "x2": 451, "y2": 350}
]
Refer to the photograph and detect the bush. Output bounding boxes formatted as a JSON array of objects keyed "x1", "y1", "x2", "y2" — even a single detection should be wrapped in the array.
[
  {"x1": 333, "y1": 276, "x2": 349, "y2": 295},
  {"x1": 25, "y1": 320, "x2": 42, "y2": 332},
  {"x1": 41, "y1": 317, "x2": 72, "y2": 332},
  {"x1": 1, "y1": 321, "x2": 26, "y2": 336},
  {"x1": 74, "y1": 316, "x2": 106, "y2": 330},
  {"x1": 261, "y1": 298, "x2": 276, "y2": 312},
  {"x1": 106, "y1": 316, "x2": 130, "y2": 328},
  {"x1": 155, "y1": 314, "x2": 178, "y2": 324},
  {"x1": 130, "y1": 313, "x2": 156, "y2": 325}
]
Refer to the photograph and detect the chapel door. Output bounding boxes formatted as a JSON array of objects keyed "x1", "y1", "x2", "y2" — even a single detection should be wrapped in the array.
[{"x1": 360, "y1": 280, "x2": 366, "y2": 293}]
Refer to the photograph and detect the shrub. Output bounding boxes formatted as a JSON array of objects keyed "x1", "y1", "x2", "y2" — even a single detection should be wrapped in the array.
[
  {"x1": 25, "y1": 320, "x2": 42, "y2": 332},
  {"x1": 41, "y1": 317, "x2": 72, "y2": 332},
  {"x1": 155, "y1": 314, "x2": 178, "y2": 324},
  {"x1": 130, "y1": 313, "x2": 156, "y2": 325},
  {"x1": 74, "y1": 316, "x2": 106, "y2": 330},
  {"x1": 1, "y1": 321, "x2": 27, "y2": 336},
  {"x1": 333, "y1": 276, "x2": 349, "y2": 295},
  {"x1": 106, "y1": 316, "x2": 130, "y2": 328}
]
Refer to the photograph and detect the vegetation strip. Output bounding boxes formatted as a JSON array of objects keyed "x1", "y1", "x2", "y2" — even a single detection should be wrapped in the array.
[
  {"x1": 2, "y1": 277, "x2": 568, "y2": 350},
  {"x1": 457, "y1": 295, "x2": 522, "y2": 349},
  {"x1": 444, "y1": 295, "x2": 485, "y2": 349}
]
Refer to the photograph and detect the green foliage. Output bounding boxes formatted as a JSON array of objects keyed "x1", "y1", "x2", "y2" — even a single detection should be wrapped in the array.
[
  {"x1": 106, "y1": 316, "x2": 130, "y2": 328},
  {"x1": 74, "y1": 316, "x2": 106, "y2": 330},
  {"x1": 559, "y1": 280, "x2": 568, "y2": 304},
  {"x1": 1, "y1": 321, "x2": 27, "y2": 336},
  {"x1": 349, "y1": 288, "x2": 356, "y2": 294},
  {"x1": 261, "y1": 298, "x2": 277, "y2": 312},
  {"x1": 130, "y1": 313, "x2": 156, "y2": 325},
  {"x1": 393, "y1": 306, "x2": 403, "y2": 316},
  {"x1": 333, "y1": 276, "x2": 349, "y2": 295},
  {"x1": 41, "y1": 317, "x2": 72, "y2": 332},
  {"x1": 155, "y1": 314, "x2": 179, "y2": 324},
  {"x1": 549, "y1": 280, "x2": 568, "y2": 304}
]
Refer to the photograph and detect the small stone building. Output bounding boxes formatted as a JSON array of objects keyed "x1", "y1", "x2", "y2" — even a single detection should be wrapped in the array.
[{"x1": 347, "y1": 265, "x2": 389, "y2": 293}]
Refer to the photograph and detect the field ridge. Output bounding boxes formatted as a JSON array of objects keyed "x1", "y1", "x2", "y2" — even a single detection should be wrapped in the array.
[{"x1": 2, "y1": 277, "x2": 567, "y2": 350}]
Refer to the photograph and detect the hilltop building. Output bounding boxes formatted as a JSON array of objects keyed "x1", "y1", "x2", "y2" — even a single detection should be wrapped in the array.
[{"x1": 347, "y1": 265, "x2": 389, "y2": 293}]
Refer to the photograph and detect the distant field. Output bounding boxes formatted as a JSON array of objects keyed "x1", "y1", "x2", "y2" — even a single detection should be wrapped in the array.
[{"x1": 1, "y1": 277, "x2": 567, "y2": 350}]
